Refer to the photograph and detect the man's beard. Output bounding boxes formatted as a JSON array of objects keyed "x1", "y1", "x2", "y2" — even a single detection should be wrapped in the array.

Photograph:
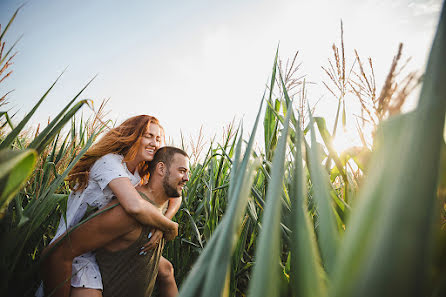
[{"x1": 162, "y1": 172, "x2": 182, "y2": 198}]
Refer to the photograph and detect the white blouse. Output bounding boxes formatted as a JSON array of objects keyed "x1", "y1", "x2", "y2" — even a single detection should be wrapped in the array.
[{"x1": 51, "y1": 153, "x2": 141, "y2": 241}]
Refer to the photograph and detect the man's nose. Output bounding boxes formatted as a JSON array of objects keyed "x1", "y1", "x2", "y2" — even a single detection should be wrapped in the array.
[{"x1": 183, "y1": 173, "x2": 189, "y2": 182}]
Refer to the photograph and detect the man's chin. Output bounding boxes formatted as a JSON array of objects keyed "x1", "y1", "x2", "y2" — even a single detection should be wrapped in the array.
[{"x1": 170, "y1": 192, "x2": 181, "y2": 198}]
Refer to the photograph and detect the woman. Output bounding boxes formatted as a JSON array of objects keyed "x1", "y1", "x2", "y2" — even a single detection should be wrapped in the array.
[{"x1": 38, "y1": 115, "x2": 180, "y2": 297}]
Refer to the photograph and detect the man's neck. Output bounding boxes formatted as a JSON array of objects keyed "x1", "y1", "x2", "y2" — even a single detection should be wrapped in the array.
[{"x1": 140, "y1": 181, "x2": 170, "y2": 207}]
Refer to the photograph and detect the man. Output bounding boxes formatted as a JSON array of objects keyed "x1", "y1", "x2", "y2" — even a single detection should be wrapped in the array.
[{"x1": 42, "y1": 146, "x2": 190, "y2": 297}]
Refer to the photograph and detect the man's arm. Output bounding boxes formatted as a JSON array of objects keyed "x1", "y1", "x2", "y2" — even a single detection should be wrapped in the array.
[
  {"x1": 41, "y1": 201, "x2": 139, "y2": 297},
  {"x1": 109, "y1": 178, "x2": 178, "y2": 240}
]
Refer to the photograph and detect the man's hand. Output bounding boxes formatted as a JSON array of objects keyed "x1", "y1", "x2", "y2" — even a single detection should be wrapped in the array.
[
  {"x1": 141, "y1": 229, "x2": 164, "y2": 252},
  {"x1": 164, "y1": 221, "x2": 178, "y2": 241}
]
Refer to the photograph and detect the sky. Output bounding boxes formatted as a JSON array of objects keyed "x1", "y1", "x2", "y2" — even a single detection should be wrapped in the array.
[{"x1": 0, "y1": 0, "x2": 443, "y2": 151}]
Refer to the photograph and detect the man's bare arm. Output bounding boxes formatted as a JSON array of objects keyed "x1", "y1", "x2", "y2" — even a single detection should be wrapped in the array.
[{"x1": 41, "y1": 201, "x2": 138, "y2": 297}]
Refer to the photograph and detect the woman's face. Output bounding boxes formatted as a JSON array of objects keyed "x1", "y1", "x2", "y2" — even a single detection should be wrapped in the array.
[{"x1": 136, "y1": 123, "x2": 162, "y2": 162}]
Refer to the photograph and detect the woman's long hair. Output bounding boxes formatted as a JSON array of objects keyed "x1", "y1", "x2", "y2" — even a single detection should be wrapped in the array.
[{"x1": 67, "y1": 115, "x2": 163, "y2": 191}]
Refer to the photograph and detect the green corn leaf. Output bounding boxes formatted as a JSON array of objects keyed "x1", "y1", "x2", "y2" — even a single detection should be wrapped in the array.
[
  {"x1": 1, "y1": 128, "x2": 100, "y2": 286},
  {"x1": 176, "y1": 226, "x2": 223, "y2": 296},
  {"x1": 247, "y1": 101, "x2": 292, "y2": 297},
  {"x1": 0, "y1": 6, "x2": 23, "y2": 65},
  {"x1": 0, "y1": 34, "x2": 22, "y2": 66},
  {"x1": 55, "y1": 133, "x2": 70, "y2": 165},
  {"x1": 328, "y1": 115, "x2": 411, "y2": 297},
  {"x1": 332, "y1": 95, "x2": 342, "y2": 138},
  {"x1": 28, "y1": 76, "x2": 96, "y2": 152},
  {"x1": 268, "y1": 45, "x2": 279, "y2": 103},
  {"x1": 24, "y1": 125, "x2": 100, "y2": 221},
  {"x1": 200, "y1": 159, "x2": 259, "y2": 297},
  {"x1": 0, "y1": 5, "x2": 22, "y2": 42},
  {"x1": 264, "y1": 48, "x2": 279, "y2": 155},
  {"x1": 307, "y1": 108, "x2": 339, "y2": 275},
  {"x1": 330, "y1": 4, "x2": 446, "y2": 296},
  {"x1": 199, "y1": 98, "x2": 265, "y2": 296},
  {"x1": 352, "y1": 5, "x2": 446, "y2": 296},
  {"x1": 184, "y1": 209, "x2": 203, "y2": 249},
  {"x1": 231, "y1": 216, "x2": 251, "y2": 289},
  {"x1": 0, "y1": 73, "x2": 63, "y2": 150},
  {"x1": 289, "y1": 117, "x2": 326, "y2": 297},
  {"x1": 0, "y1": 149, "x2": 37, "y2": 217},
  {"x1": 228, "y1": 127, "x2": 243, "y2": 199},
  {"x1": 178, "y1": 96, "x2": 265, "y2": 297},
  {"x1": 31, "y1": 100, "x2": 89, "y2": 154},
  {"x1": 214, "y1": 132, "x2": 231, "y2": 190}
]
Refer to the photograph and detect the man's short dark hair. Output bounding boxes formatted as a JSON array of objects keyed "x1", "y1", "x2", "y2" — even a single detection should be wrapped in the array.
[{"x1": 148, "y1": 146, "x2": 189, "y2": 175}]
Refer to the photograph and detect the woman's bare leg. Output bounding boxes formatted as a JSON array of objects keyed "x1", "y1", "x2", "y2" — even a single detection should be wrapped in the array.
[
  {"x1": 156, "y1": 256, "x2": 178, "y2": 297},
  {"x1": 70, "y1": 287, "x2": 102, "y2": 297}
]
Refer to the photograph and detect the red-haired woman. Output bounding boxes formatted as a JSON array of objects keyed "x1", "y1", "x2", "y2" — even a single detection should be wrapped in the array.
[{"x1": 37, "y1": 115, "x2": 180, "y2": 297}]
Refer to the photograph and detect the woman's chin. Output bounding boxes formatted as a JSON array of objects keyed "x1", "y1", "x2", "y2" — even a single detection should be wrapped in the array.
[{"x1": 144, "y1": 154, "x2": 154, "y2": 162}]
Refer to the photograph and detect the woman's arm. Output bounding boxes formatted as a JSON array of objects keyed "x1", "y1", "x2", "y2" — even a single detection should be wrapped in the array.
[
  {"x1": 108, "y1": 178, "x2": 178, "y2": 240},
  {"x1": 164, "y1": 196, "x2": 182, "y2": 220},
  {"x1": 141, "y1": 197, "x2": 182, "y2": 251}
]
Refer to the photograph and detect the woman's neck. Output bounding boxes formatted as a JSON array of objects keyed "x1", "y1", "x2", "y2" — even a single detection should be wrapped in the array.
[{"x1": 125, "y1": 158, "x2": 139, "y2": 174}]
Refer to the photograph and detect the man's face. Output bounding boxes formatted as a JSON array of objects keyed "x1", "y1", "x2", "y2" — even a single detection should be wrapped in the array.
[{"x1": 162, "y1": 153, "x2": 190, "y2": 198}]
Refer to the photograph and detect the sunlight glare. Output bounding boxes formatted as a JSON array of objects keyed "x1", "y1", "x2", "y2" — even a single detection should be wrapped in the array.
[{"x1": 332, "y1": 128, "x2": 360, "y2": 154}]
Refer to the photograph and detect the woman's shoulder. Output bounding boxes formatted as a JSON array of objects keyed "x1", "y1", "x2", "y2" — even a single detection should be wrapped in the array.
[
  {"x1": 91, "y1": 153, "x2": 125, "y2": 171},
  {"x1": 97, "y1": 153, "x2": 124, "y2": 163}
]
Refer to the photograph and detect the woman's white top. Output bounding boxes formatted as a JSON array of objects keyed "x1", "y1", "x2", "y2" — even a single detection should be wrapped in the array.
[
  {"x1": 52, "y1": 153, "x2": 141, "y2": 241},
  {"x1": 36, "y1": 153, "x2": 141, "y2": 295}
]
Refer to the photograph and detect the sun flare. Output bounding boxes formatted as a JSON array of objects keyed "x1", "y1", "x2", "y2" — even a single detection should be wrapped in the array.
[{"x1": 332, "y1": 128, "x2": 361, "y2": 154}]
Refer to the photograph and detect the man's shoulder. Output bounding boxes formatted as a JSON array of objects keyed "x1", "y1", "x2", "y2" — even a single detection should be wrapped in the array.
[{"x1": 134, "y1": 185, "x2": 149, "y2": 198}]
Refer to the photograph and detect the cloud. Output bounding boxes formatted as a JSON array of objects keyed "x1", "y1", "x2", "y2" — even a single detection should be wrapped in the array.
[{"x1": 408, "y1": 0, "x2": 442, "y2": 17}]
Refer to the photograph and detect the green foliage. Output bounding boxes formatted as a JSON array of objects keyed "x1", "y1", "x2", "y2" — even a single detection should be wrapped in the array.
[
  {"x1": 0, "y1": 114, "x2": 101, "y2": 295},
  {"x1": 1, "y1": 3, "x2": 446, "y2": 297},
  {"x1": 247, "y1": 93, "x2": 292, "y2": 297},
  {"x1": 0, "y1": 9, "x2": 102, "y2": 296},
  {"x1": 0, "y1": 149, "x2": 37, "y2": 216},
  {"x1": 171, "y1": 4, "x2": 446, "y2": 297}
]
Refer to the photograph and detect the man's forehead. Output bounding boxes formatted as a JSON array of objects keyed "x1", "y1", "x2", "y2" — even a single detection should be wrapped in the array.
[{"x1": 171, "y1": 153, "x2": 190, "y2": 168}]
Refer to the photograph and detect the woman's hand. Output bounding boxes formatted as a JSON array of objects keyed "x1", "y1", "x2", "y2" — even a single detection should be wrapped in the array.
[{"x1": 141, "y1": 229, "x2": 164, "y2": 252}]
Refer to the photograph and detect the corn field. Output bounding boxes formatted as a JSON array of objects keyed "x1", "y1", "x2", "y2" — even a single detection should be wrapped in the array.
[{"x1": 1, "y1": 3, "x2": 446, "y2": 297}]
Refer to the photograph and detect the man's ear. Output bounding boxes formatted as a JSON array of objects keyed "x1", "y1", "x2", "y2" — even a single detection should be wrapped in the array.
[{"x1": 156, "y1": 162, "x2": 166, "y2": 176}]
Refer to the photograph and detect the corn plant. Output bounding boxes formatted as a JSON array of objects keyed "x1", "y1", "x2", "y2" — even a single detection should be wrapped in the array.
[
  {"x1": 1, "y1": 2, "x2": 445, "y2": 297},
  {"x1": 171, "y1": 3, "x2": 446, "y2": 297},
  {"x1": 0, "y1": 9, "x2": 106, "y2": 296}
]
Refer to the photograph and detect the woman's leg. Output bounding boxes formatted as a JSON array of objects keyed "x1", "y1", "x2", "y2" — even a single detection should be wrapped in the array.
[
  {"x1": 70, "y1": 287, "x2": 102, "y2": 297},
  {"x1": 156, "y1": 256, "x2": 178, "y2": 297}
]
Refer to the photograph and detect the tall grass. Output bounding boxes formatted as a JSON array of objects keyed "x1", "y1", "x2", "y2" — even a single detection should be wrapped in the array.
[
  {"x1": 1, "y1": 2, "x2": 446, "y2": 297},
  {"x1": 171, "y1": 3, "x2": 446, "y2": 297},
  {"x1": 0, "y1": 8, "x2": 107, "y2": 296}
]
